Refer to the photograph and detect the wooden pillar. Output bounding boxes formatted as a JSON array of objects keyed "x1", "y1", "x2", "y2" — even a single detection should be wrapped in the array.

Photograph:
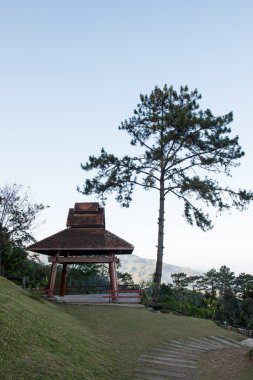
[
  {"x1": 48, "y1": 261, "x2": 57, "y2": 298},
  {"x1": 109, "y1": 256, "x2": 118, "y2": 300},
  {"x1": 113, "y1": 260, "x2": 118, "y2": 292},
  {"x1": 60, "y1": 263, "x2": 67, "y2": 297}
]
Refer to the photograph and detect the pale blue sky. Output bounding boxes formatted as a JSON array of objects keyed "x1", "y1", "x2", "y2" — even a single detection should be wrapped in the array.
[{"x1": 0, "y1": 1, "x2": 252, "y2": 274}]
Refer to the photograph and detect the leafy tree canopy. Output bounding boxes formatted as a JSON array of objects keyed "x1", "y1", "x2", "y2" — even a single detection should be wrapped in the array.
[
  {"x1": 0, "y1": 183, "x2": 47, "y2": 246},
  {"x1": 0, "y1": 183, "x2": 48, "y2": 277}
]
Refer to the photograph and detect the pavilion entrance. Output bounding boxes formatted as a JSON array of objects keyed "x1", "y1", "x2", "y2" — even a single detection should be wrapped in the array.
[{"x1": 48, "y1": 254, "x2": 119, "y2": 299}]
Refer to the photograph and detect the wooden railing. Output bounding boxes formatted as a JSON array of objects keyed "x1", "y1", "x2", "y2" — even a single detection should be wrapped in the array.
[
  {"x1": 102, "y1": 288, "x2": 144, "y2": 303},
  {"x1": 224, "y1": 324, "x2": 253, "y2": 338},
  {"x1": 53, "y1": 284, "x2": 142, "y2": 295},
  {"x1": 31, "y1": 285, "x2": 143, "y2": 298}
]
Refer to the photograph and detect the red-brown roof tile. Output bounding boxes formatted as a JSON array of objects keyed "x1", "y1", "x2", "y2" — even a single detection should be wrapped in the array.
[
  {"x1": 27, "y1": 202, "x2": 134, "y2": 256},
  {"x1": 27, "y1": 228, "x2": 134, "y2": 256},
  {"x1": 66, "y1": 208, "x2": 105, "y2": 228}
]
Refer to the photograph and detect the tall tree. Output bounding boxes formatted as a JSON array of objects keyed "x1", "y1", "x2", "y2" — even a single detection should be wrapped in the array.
[
  {"x1": 199, "y1": 269, "x2": 219, "y2": 293},
  {"x1": 171, "y1": 272, "x2": 189, "y2": 290},
  {"x1": 235, "y1": 273, "x2": 253, "y2": 298},
  {"x1": 78, "y1": 84, "x2": 253, "y2": 300},
  {"x1": 216, "y1": 265, "x2": 236, "y2": 297}
]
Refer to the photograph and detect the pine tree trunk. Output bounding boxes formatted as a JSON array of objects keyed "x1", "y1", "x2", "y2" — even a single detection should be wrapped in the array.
[{"x1": 152, "y1": 179, "x2": 165, "y2": 302}]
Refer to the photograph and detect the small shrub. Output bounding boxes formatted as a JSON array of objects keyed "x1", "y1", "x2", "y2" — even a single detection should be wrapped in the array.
[
  {"x1": 158, "y1": 295, "x2": 179, "y2": 311},
  {"x1": 184, "y1": 304, "x2": 208, "y2": 318},
  {"x1": 247, "y1": 318, "x2": 253, "y2": 330},
  {"x1": 247, "y1": 348, "x2": 253, "y2": 361},
  {"x1": 29, "y1": 289, "x2": 44, "y2": 303}
]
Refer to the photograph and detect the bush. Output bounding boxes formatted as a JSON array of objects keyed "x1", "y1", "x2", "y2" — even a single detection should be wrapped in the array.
[
  {"x1": 184, "y1": 304, "x2": 209, "y2": 318},
  {"x1": 158, "y1": 295, "x2": 180, "y2": 311},
  {"x1": 29, "y1": 289, "x2": 45, "y2": 302},
  {"x1": 248, "y1": 348, "x2": 253, "y2": 361}
]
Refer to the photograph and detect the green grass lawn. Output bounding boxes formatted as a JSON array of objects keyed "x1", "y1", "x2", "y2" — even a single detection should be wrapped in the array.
[
  {"x1": 61, "y1": 304, "x2": 247, "y2": 379},
  {"x1": 0, "y1": 277, "x2": 114, "y2": 380},
  {"x1": 0, "y1": 276, "x2": 252, "y2": 380}
]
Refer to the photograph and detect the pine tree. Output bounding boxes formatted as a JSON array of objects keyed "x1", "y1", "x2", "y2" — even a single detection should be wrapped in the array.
[{"x1": 79, "y1": 85, "x2": 253, "y2": 300}]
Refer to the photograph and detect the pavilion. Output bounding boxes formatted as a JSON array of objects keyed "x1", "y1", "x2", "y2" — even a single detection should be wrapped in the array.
[{"x1": 27, "y1": 202, "x2": 134, "y2": 299}]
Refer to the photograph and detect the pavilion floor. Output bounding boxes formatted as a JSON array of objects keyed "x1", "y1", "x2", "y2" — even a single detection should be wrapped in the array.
[{"x1": 54, "y1": 291, "x2": 141, "y2": 304}]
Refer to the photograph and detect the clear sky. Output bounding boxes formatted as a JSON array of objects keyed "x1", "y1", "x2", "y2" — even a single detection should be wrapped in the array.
[{"x1": 0, "y1": 1, "x2": 252, "y2": 275}]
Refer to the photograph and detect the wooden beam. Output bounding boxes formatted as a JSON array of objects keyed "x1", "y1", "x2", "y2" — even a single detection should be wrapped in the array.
[{"x1": 48, "y1": 256, "x2": 116, "y2": 264}]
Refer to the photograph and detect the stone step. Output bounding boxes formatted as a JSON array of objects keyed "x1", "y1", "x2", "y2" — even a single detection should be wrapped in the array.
[
  {"x1": 163, "y1": 342, "x2": 206, "y2": 353},
  {"x1": 152, "y1": 347, "x2": 196, "y2": 358},
  {"x1": 138, "y1": 357, "x2": 197, "y2": 369},
  {"x1": 133, "y1": 374, "x2": 188, "y2": 380},
  {"x1": 187, "y1": 337, "x2": 224, "y2": 349},
  {"x1": 168, "y1": 340, "x2": 210, "y2": 352},
  {"x1": 219, "y1": 335, "x2": 243, "y2": 346},
  {"x1": 139, "y1": 354, "x2": 196, "y2": 365},
  {"x1": 133, "y1": 335, "x2": 242, "y2": 379},
  {"x1": 134, "y1": 367, "x2": 187, "y2": 378},
  {"x1": 134, "y1": 375, "x2": 167, "y2": 380},
  {"x1": 134, "y1": 374, "x2": 184, "y2": 380},
  {"x1": 208, "y1": 336, "x2": 242, "y2": 348}
]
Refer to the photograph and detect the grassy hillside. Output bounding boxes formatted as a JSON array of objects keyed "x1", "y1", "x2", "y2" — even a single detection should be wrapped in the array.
[
  {"x1": 1, "y1": 276, "x2": 252, "y2": 379},
  {"x1": 62, "y1": 304, "x2": 248, "y2": 379},
  {"x1": 0, "y1": 277, "x2": 114, "y2": 380}
]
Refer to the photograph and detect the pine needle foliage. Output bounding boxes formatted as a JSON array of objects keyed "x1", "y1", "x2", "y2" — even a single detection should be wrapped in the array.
[{"x1": 79, "y1": 84, "x2": 253, "y2": 300}]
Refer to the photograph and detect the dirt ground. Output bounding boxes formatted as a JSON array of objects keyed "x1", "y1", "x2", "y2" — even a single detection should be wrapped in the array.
[{"x1": 196, "y1": 346, "x2": 253, "y2": 380}]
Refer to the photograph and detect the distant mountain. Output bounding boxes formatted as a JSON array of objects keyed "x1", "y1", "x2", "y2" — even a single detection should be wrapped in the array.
[{"x1": 119, "y1": 254, "x2": 201, "y2": 285}]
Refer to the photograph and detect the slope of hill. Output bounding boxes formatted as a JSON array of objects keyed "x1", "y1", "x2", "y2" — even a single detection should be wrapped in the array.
[
  {"x1": 0, "y1": 276, "x2": 114, "y2": 380},
  {"x1": 119, "y1": 254, "x2": 201, "y2": 284},
  {"x1": 1, "y1": 276, "x2": 250, "y2": 380}
]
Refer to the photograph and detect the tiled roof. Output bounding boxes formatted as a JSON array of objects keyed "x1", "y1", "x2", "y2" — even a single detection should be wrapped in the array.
[
  {"x1": 27, "y1": 228, "x2": 134, "y2": 255},
  {"x1": 27, "y1": 202, "x2": 134, "y2": 256}
]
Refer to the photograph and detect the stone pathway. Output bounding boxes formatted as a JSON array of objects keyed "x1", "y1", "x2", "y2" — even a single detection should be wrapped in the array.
[{"x1": 133, "y1": 336, "x2": 244, "y2": 379}]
